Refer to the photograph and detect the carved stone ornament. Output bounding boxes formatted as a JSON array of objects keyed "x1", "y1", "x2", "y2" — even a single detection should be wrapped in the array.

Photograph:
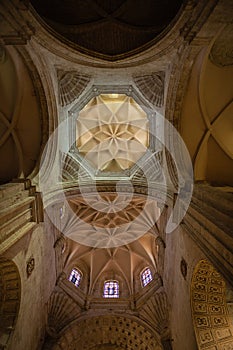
[
  {"x1": 26, "y1": 257, "x2": 35, "y2": 277},
  {"x1": 57, "y1": 70, "x2": 90, "y2": 106},
  {"x1": 180, "y1": 258, "x2": 187, "y2": 279},
  {"x1": 191, "y1": 260, "x2": 233, "y2": 349},
  {"x1": 133, "y1": 71, "x2": 165, "y2": 107}
]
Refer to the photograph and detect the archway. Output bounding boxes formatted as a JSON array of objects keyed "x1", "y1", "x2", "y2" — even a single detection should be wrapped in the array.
[
  {"x1": 191, "y1": 259, "x2": 233, "y2": 349},
  {"x1": 50, "y1": 315, "x2": 162, "y2": 350}
]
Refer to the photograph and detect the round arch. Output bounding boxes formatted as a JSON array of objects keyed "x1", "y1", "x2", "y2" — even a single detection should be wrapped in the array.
[
  {"x1": 51, "y1": 315, "x2": 162, "y2": 350},
  {"x1": 191, "y1": 259, "x2": 233, "y2": 349}
]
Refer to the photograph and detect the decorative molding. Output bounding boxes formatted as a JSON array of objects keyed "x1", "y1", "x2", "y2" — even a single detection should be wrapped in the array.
[
  {"x1": 133, "y1": 72, "x2": 165, "y2": 107},
  {"x1": 60, "y1": 152, "x2": 79, "y2": 181},
  {"x1": 0, "y1": 179, "x2": 43, "y2": 255},
  {"x1": 0, "y1": 1, "x2": 35, "y2": 45},
  {"x1": 210, "y1": 24, "x2": 233, "y2": 67},
  {"x1": 57, "y1": 70, "x2": 90, "y2": 107},
  {"x1": 139, "y1": 292, "x2": 169, "y2": 338},
  {"x1": 182, "y1": 184, "x2": 233, "y2": 289},
  {"x1": 165, "y1": 0, "x2": 220, "y2": 130},
  {"x1": 179, "y1": 0, "x2": 218, "y2": 44},
  {"x1": 46, "y1": 291, "x2": 81, "y2": 337}
]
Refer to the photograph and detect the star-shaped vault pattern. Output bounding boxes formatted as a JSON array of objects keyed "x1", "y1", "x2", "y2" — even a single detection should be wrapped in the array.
[
  {"x1": 76, "y1": 94, "x2": 149, "y2": 172},
  {"x1": 62, "y1": 193, "x2": 160, "y2": 248}
]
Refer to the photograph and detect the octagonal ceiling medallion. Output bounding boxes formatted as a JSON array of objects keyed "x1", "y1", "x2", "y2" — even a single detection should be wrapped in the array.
[{"x1": 76, "y1": 94, "x2": 149, "y2": 172}]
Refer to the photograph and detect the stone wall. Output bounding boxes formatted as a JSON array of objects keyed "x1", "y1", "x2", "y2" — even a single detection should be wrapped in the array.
[
  {"x1": 6, "y1": 223, "x2": 56, "y2": 350},
  {"x1": 163, "y1": 225, "x2": 204, "y2": 350}
]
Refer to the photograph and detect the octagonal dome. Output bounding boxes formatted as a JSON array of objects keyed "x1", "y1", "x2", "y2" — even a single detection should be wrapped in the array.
[{"x1": 76, "y1": 94, "x2": 149, "y2": 172}]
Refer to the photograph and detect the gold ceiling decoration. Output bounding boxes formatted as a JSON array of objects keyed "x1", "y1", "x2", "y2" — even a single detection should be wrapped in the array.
[{"x1": 76, "y1": 94, "x2": 148, "y2": 172}]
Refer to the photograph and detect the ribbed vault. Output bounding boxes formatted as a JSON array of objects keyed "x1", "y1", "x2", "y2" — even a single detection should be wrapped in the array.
[
  {"x1": 181, "y1": 39, "x2": 233, "y2": 185},
  {"x1": 0, "y1": 47, "x2": 43, "y2": 184},
  {"x1": 63, "y1": 232, "x2": 159, "y2": 298},
  {"x1": 30, "y1": 0, "x2": 183, "y2": 59}
]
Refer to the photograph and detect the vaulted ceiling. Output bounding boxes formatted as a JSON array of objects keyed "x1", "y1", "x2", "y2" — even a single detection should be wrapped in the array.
[
  {"x1": 30, "y1": 0, "x2": 184, "y2": 58},
  {"x1": 1, "y1": 1, "x2": 233, "y2": 348},
  {"x1": 63, "y1": 232, "x2": 159, "y2": 298}
]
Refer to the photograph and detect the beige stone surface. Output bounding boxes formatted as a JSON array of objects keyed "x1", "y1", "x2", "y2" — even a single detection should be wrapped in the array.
[
  {"x1": 0, "y1": 1, "x2": 232, "y2": 350},
  {"x1": 8, "y1": 224, "x2": 56, "y2": 350}
]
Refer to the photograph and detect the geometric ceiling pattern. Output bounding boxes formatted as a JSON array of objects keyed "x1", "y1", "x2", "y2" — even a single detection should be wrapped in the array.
[
  {"x1": 63, "y1": 232, "x2": 159, "y2": 297},
  {"x1": 133, "y1": 72, "x2": 165, "y2": 107},
  {"x1": 31, "y1": 0, "x2": 183, "y2": 58},
  {"x1": 76, "y1": 94, "x2": 148, "y2": 172},
  {"x1": 64, "y1": 193, "x2": 160, "y2": 247},
  {"x1": 57, "y1": 69, "x2": 90, "y2": 107},
  {"x1": 69, "y1": 193, "x2": 146, "y2": 228},
  {"x1": 191, "y1": 260, "x2": 233, "y2": 349},
  {"x1": 50, "y1": 315, "x2": 161, "y2": 350}
]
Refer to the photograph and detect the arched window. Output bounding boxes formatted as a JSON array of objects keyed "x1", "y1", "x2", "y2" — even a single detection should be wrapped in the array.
[
  {"x1": 141, "y1": 267, "x2": 153, "y2": 287},
  {"x1": 68, "y1": 268, "x2": 82, "y2": 287},
  {"x1": 103, "y1": 280, "x2": 119, "y2": 298}
]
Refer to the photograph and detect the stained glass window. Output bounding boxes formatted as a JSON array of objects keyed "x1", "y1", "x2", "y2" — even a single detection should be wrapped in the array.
[
  {"x1": 141, "y1": 267, "x2": 153, "y2": 287},
  {"x1": 103, "y1": 280, "x2": 119, "y2": 298},
  {"x1": 68, "y1": 268, "x2": 82, "y2": 287}
]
